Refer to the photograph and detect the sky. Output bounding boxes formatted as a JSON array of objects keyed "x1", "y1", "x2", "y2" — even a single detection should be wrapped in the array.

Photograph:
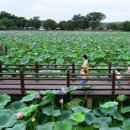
[{"x1": 0, "y1": 0, "x2": 130, "y2": 22}]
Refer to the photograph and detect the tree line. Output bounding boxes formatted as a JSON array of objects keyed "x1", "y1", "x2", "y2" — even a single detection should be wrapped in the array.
[{"x1": 0, "y1": 11, "x2": 130, "y2": 31}]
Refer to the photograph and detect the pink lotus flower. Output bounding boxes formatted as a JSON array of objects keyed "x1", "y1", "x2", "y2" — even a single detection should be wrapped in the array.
[
  {"x1": 35, "y1": 94, "x2": 41, "y2": 100},
  {"x1": 16, "y1": 112, "x2": 24, "y2": 120},
  {"x1": 60, "y1": 99, "x2": 64, "y2": 105},
  {"x1": 61, "y1": 87, "x2": 65, "y2": 92}
]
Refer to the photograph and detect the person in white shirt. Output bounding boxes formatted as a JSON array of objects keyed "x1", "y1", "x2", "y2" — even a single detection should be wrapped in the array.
[
  {"x1": 80, "y1": 67, "x2": 88, "y2": 85},
  {"x1": 115, "y1": 69, "x2": 122, "y2": 89},
  {"x1": 82, "y1": 55, "x2": 89, "y2": 74}
]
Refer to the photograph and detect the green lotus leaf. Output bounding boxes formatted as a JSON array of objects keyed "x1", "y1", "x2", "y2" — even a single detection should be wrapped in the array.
[
  {"x1": 42, "y1": 107, "x2": 61, "y2": 117},
  {"x1": 39, "y1": 94, "x2": 55, "y2": 107},
  {"x1": 58, "y1": 110, "x2": 72, "y2": 120},
  {"x1": 20, "y1": 91, "x2": 39, "y2": 102},
  {"x1": 54, "y1": 121, "x2": 72, "y2": 130},
  {"x1": 40, "y1": 90, "x2": 60, "y2": 95},
  {"x1": 0, "y1": 94, "x2": 11, "y2": 109},
  {"x1": 100, "y1": 127, "x2": 122, "y2": 130},
  {"x1": 100, "y1": 101, "x2": 118, "y2": 109},
  {"x1": 116, "y1": 95, "x2": 129, "y2": 102},
  {"x1": 5, "y1": 123, "x2": 26, "y2": 130},
  {"x1": 66, "y1": 86, "x2": 78, "y2": 93},
  {"x1": 93, "y1": 117, "x2": 112, "y2": 128},
  {"x1": 85, "y1": 113, "x2": 96, "y2": 125},
  {"x1": 100, "y1": 101, "x2": 118, "y2": 115},
  {"x1": 123, "y1": 118, "x2": 130, "y2": 130},
  {"x1": 71, "y1": 106, "x2": 91, "y2": 114},
  {"x1": 36, "y1": 122, "x2": 53, "y2": 130},
  {"x1": 93, "y1": 109, "x2": 104, "y2": 117},
  {"x1": 71, "y1": 112, "x2": 85, "y2": 123},
  {"x1": 7, "y1": 101, "x2": 27, "y2": 112},
  {"x1": 113, "y1": 112, "x2": 123, "y2": 121},
  {"x1": 18, "y1": 104, "x2": 38, "y2": 117},
  {"x1": 79, "y1": 85, "x2": 92, "y2": 90},
  {"x1": 65, "y1": 98, "x2": 82, "y2": 109},
  {"x1": 0, "y1": 109, "x2": 17, "y2": 130},
  {"x1": 121, "y1": 106, "x2": 130, "y2": 114}
]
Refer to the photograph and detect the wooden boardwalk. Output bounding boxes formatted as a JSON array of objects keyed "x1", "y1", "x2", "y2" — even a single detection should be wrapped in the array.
[
  {"x1": 0, "y1": 62, "x2": 130, "y2": 96},
  {"x1": 0, "y1": 79, "x2": 130, "y2": 96}
]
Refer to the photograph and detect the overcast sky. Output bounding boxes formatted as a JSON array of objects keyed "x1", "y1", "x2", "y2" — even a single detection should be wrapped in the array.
[{"x1": 0, "y1": 0, "x2": 130, "y2": 22}]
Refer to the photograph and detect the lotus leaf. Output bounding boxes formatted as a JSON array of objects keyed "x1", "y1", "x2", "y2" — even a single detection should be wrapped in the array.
[
  {"x1": 0, "y1": 109, "x2": 16, "y2": 130},
  {"x1": 5, "y1": 123, "x2": 26, "y2": 130},
  {"x1": 71, "y1": 112, "x2": 85, "y2": 123},
  {"x1": 18, "y1": 104, "x2": 38, "y2": 117},
  {"x1": 121, "y1": 106, "x2": 130, "y2": 114},
  {"x1": 71, "y1": 106, "x2": 91, "y2": 114},
  {"x1": 0, "y1": 94, "x2": 11, "y2": 109},
  {"x1": 7, "y1": 101, "x2": 27, "y2": 112},
  {"x1": 116, "y1": 95, "x2": 129, "y2": 102},
  {"x1": 42, "y1": 107, "x2": 61, "y2": 117}
]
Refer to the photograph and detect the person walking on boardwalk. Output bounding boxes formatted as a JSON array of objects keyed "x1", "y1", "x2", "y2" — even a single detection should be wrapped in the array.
[
  {"x1": 82, "y1": 55, "x2": 89, "y2": 74},
  {"x1": 80, "y1": 55, "x2": 89, "y2": 85},
  {"x1": 115, "y1": 68, "x2": 122, "y2": 89},
  {"x1": 80, "y1": 67, "x2": 88, "y2": 85}
]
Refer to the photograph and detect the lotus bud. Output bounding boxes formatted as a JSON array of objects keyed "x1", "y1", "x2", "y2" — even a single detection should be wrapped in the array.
[
  {"x1": 16, "y1": 112, "x2": 24, "y2": 120},
  {"x1": 61, "y1": 87, "x2": 65, "y2": 92},
  {"x1": 31, "y1": 117, "x2": 36, "y2": 122},
  {"x1": 35, "y1": 94, "x2": 41, "y2": 100},
  {"x1": 60, "y1": 99, "x2": 64, "y2": 105}
]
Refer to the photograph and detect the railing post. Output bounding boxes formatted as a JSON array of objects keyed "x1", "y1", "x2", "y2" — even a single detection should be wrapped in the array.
[
  {"x1": 0, "y1": 61, "x2": 2, "y2": 77},
  {"x1": 108, "y1": 62, "x2": 111, "y2": 78},
  {"x1": 35, "y1": 61, "x2": 39, "y2": 78},
  {"x1": 67, "y1": 70, "x2": 70, "y2": 87},
  {"x1": 20, "y1": 69, "x2": 25, "y2": 95},
  {"x1": 72, "y1": 62, "x2": 75, "y2": 79},
  {"x1": 112, "y1": 71, "x2": 115, "y2": 95}
]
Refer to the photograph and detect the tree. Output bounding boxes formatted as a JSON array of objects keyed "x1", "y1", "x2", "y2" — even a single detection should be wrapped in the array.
[
  {"x1": 0, "y1": 11, "x2": 13, "y2": 19},
  {"x1": 64, "y1": 20, "x2": 75, "y2": 30},
  {"x1": 0, "y1": 18, "x2": 15, "y2": 29},
  {"x1": 107, "y1": 22, "x2": 123, "y2": 30},
  {"x1": 122, "y1": 21, "x2": 130, "y2": 31},
  {"x1": 15, "y1": 17, "x2": 27, "y2": 29},
  {"x1": 72, "y1": 14, "x2": 89, "y2": 30},
  {"x1": 58, "y1": 21, "x2": 66, "y2": 30},
  {"x1": 27, "y1": 17, "x2": 41, "y2": 29},
  {"x1": 43, "y1": 19, "x2": 57, "y2": 30},
  {"x1": 86, "y1": 12, "x2": 106, "y2": 30}
]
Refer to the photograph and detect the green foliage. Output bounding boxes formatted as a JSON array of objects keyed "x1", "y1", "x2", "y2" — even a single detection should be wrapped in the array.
[
  {"x1": 7, "y1": 101, "x2": 27, "y2": 112},
  {"x1": 123, "y1": 118, "x2": 130, "y2": 130},
  {"x1": 5, "y1": 123, "x2": 26, "y2": 130},
  {"x1": 18, "y1": 104, "x2": 38, "y2": 117},
  {"x1": 42, "y1": 107, "x2": 61, "y2": 117},
  {"x1": 1, "y1": 31, "x2": 130, "y2": 65},
  {"x1": 100, "y1": 101, "x2": 118, "y2": 115},
  {"x1": 0, "y1": 109, "x2": 17, "y2": 130},
  {"x1": 0, "y1": 94, "x2": 11, "y2": 109},
  {"x1": 71, "y1": 112, "x2": 85, "y2": 123},
  {"x1": 116, "y1": 95, "x2": 129, "y2": 102},
  {"x1": 0, "y1": 91, "x2": 130, "y2": 130},
  {"x1": 71, "y1": 106, "x2": 91, "y2": 114},
  {"x1": 121, "y1": 106, "x2": 130, "y2": 114}
]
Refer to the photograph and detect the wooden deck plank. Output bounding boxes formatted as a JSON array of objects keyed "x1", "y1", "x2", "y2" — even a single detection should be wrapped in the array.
[{"x1": 0, "y1": 79, "x2": 130, "y2": 95}]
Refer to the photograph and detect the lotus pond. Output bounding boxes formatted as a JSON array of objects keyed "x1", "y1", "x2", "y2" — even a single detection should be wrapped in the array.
[
  {"x1": 0, "y1": 31, "x2": 130, "y2": 64},
  {"x1": 0, "y1": 86, "x2": 130, "y2": 130}
]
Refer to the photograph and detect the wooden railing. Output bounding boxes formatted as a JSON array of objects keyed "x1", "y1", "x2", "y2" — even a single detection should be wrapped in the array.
[
  {"x1": 0, "y1": 67, "x2": 130, "y2": 96},
  {"x1": 0, "y1": 61, "x2": 129, "y2": 75}
]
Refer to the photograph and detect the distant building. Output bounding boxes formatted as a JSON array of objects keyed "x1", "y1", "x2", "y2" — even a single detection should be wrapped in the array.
[{"x1": 39, "y1": 26, "x2": 45, "y2": 31}]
